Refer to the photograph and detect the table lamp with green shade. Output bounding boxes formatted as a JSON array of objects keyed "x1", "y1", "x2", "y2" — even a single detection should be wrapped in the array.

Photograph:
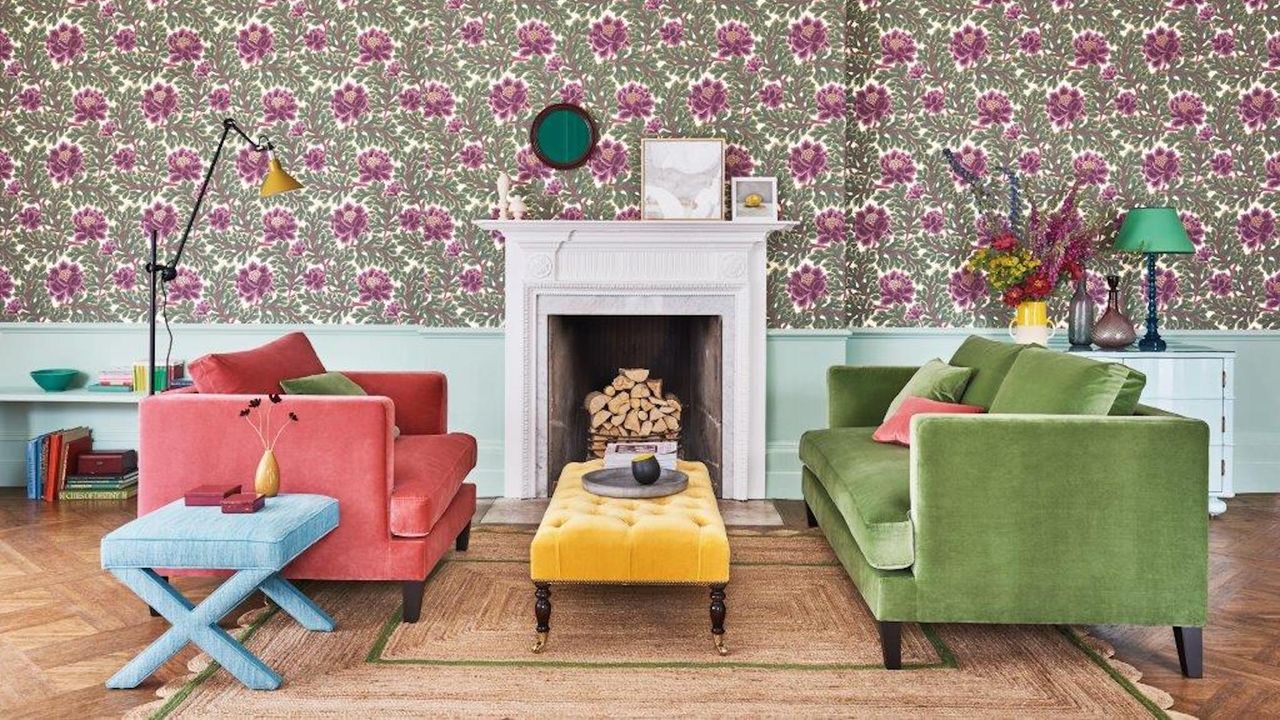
[{"x1": 1113, "y1": 207, "x2": 1194, "y2": 352}]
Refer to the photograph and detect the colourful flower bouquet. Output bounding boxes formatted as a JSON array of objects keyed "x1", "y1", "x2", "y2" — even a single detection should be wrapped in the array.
[{"x1": 944, "y1": 149, "x2": 1117, "y2": 308}]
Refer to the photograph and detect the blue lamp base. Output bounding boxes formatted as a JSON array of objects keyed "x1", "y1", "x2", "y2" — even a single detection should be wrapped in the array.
[{"x1": 1138, "y1": 252, "x2": 1166, "y2": 352}]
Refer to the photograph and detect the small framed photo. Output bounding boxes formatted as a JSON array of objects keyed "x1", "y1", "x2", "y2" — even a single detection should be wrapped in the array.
[
  {"x1": 730, "y1": 176, "x2": 778, "y2": 222},
  {"x1": 641, "y1": 138, "x2": 724, "y2": 220}
]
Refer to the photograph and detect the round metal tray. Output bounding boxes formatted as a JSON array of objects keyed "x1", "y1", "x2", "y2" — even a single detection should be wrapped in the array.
[{"x1": 581, "y1": 467, "x2": 688, "y2": 499}]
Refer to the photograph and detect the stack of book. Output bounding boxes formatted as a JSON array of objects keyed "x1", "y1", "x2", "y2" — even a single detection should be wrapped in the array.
[
  {"x1": 24, "y1": 427, "x2": 92, "y2": 502},
  {"x1": 59, "y1": 470, "x2": 138, "y2": 500},
  {"x1": 603, "y1": 441, "x2": 678, "y2": 470}
]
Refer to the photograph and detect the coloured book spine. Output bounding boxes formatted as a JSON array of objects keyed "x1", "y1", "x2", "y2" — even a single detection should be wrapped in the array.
[{"x1": 58, "y1": 487, "x2": 139, "y2": 500}]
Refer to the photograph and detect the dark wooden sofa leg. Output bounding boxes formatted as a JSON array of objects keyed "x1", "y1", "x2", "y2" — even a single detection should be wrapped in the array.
[
  {"x1": 455, "y1": 521, "x2": 472, "y2": 552},
  {"x1": 532, "y1": 583, "x2": 551, "y2": 653},
  {"x1": 402, "y1": 579, "x2": 426, "y2": 623},
  {"x1": 879, "y1": 620, "x2": 902, "y2": 670},
  {"x1": 804, "y1": 501, "x2": 818, "y2": 528},
  {"x1": 1174, "y1": 626, "x2": 1203, "y2": 678}
]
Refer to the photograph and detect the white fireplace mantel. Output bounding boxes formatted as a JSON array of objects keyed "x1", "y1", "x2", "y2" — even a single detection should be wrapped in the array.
[{"x1": 475, "y1": 219, "x2": 796, "y2": 500}]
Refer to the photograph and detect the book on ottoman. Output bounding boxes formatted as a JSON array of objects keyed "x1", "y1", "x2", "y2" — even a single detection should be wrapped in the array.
[
  {"x1": 221, "y1": 493, "x2": 266, "y2": 513},
  {"x1": 185, "y1": 483, "x2": 241, "y2": 506}
]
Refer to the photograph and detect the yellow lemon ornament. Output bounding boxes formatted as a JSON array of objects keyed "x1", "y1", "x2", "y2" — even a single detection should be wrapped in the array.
[{"x1": 743, "y1": 193, "x2": 764, "y2": 208}]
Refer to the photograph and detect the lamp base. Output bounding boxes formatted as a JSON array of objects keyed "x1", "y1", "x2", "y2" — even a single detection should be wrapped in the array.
[{"x1": 1138, "y1": 334, "x2": 1167, "y2": 352}]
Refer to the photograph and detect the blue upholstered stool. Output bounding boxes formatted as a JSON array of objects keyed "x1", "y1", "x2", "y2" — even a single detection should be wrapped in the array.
[{"x1": 101, "y1": 494, "x2": 339, "y2": 691}]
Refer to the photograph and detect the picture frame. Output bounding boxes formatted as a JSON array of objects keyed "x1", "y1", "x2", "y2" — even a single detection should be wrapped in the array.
[
  {"x1": 730, "y1": 176, "x2": 779, "y2": 222},
  {"x1": 640, "y1": 138, "x2": 725, "y2": 220}
]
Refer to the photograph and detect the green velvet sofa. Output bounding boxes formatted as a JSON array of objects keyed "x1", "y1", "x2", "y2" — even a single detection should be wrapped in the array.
[{"x1": 799, "y1": 336, "x2": 1209, "y2": 676}]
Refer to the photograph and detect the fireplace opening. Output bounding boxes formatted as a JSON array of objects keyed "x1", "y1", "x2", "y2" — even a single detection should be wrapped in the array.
[{"x1": 547, "y1": 315, "x2": 723, "y2": 495}]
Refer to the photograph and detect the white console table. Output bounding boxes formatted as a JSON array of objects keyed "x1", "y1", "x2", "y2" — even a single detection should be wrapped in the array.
[{"x1": 1070, "y1": 346, "x2": 1235, "y2": 515}]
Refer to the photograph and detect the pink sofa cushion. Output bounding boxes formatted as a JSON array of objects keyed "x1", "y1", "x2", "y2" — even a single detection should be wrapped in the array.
[
  {"x1": 188, "y1": 332, "x2": 326, "y2": 395},
  {"x1": 390, "y1": 433, "x2": 477, "y2": 538},
  {"x1": 873, "y1": 396, "x2": 984, "y2": 446}
]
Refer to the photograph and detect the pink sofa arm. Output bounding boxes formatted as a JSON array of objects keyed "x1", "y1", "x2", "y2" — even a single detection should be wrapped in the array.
[
  {"x1": 138, "y1": 393, "x2": 396, "y2": 539},
  {"x1": 341, "y1": 371, "x2": 447, "y2": 435}
]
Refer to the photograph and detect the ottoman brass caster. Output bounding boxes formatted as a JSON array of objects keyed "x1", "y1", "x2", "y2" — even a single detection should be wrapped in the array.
[
  {"x1": 714, "y1": 634, "x2": 728, "y2": 656},
  {"x1": 532, "y1": 631, "x2": 548, "y2": 654}
]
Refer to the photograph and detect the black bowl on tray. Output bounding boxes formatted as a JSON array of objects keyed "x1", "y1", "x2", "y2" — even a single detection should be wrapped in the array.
[
  {"x1": 631, "y1": 454, "x2": 662, "y2": 485},
  {"x1": 582, "y1": 467, "x2": 688, "y2": 499}
]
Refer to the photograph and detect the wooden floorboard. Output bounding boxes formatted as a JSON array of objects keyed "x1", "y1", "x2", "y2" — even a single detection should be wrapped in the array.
[{"x1": 0, "y1": 490, "x2": 1275, "y2": 718}]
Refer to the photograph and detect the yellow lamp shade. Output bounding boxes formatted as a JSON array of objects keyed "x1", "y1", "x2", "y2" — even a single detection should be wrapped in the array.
[{"x1": 260, "y1": 156, "x2": 303, "y2": 197}]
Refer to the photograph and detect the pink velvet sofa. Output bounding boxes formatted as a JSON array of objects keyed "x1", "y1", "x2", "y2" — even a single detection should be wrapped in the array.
[{"x1": 137, "y1": 333, "x2": 477, "y2": 622}]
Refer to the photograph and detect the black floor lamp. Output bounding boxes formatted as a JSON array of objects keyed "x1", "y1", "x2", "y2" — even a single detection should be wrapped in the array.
[{"x1": 145, "y1": 118, "x2": 302, "y2": 394}]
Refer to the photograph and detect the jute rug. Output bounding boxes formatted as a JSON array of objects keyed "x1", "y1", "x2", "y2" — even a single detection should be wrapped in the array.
[{"x1": 129, "y1": 528, "x2": 1187, "y2": 719}]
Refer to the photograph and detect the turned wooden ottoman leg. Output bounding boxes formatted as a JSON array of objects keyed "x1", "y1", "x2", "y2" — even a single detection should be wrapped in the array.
[
  {"x1": 532, "y1": 583, "x2": 551, "y2": 653},
  {"x1": 710, "y1": 584, "x2": 728, "y2": 655}
]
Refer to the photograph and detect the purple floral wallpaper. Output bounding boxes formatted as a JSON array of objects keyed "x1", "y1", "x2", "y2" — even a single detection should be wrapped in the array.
[{"x1": 0, "y1": 1, "x2": 1276, "y2": 329}]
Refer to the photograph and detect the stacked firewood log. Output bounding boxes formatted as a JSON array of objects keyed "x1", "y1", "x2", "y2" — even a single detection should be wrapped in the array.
[{"x1": 584, "y1": 368, "x2": 682, "y2": 458}]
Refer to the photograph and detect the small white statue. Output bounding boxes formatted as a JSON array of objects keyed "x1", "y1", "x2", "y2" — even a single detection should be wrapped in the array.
[
  {"x1": 508, "y1": 194, "x2": 527, "y2": 220},
  {"x1": 496, "y1": 173, "x2": 511, "y2": 219}
]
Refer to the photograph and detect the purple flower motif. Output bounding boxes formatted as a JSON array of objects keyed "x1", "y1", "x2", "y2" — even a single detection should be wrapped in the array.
[
  {"x1": 921, "y1": 208, "x2": 945, "y2": 235},
  {"x1": 46, "y1": 260, "x2": 84, "y2": 303},
  {"x1": 141, "y1": 201, "x2": 178, "y2": 238},
  {"x1": 975, "y1": 90, "x2": 1012, "y2": 127},
  {"x1": 72, "y1": 87, "x2": 108, "y2": 123},
  {"x1": 331, "y1": 82, "x2": 370, "y2": 125},
  {"x1": 1045, "y1": 84, "x2": 1085, "y2": 128},
  {"x1": 589, "y1": 14, "x2": 628, "y2": 59},
  {"x1": 852, "y1": 203, "x2": 890, "y2": 248},
  {"x1": 660, "y1": 19, "x2": 683, "y2": 46},
  {"x1": 0, "y1": 268, "x2": 13, "y2": 298},
  {"x1": 587, "y1": 139, "x2": 627, "y2": 184},
  {"x1": 879, "y1": 29, "x2": 916, "y2": 65},
  {"x1": 688, "y1": 78, "x2": 728, "y2": 122},
  {"x1": 1018, "y1": 150, "x2": 1041, "y2": 176},
  {"x1": 0, "y1": 30, "x2": 10, "y2": 62},
  {"x1": 1113, "y1": 90, "x2": 1138, "y2": 116},
  {"x1": 303, "y1": 266, "x2": 326, "y2": 291},
  {"x1": 207, "y1": 206, "x2": 231, "y2": 232},
  {"x1": 516, "y1": 146, "x2": 551, "y2": 183},
  {"x1": 853, "y1": 82, "x2": 892, "y2": 127},
  {"x1": 723, "y1": 144, "x2": 754, "y2": 179},
  {"x1": 813, "y1": 208, "x2": 845, "y2": 247},
  {"x1": 1209, "y1": 271, "x2": 1232, "y2": 297},
  {"x1": 331, "y1": 202, "x2": 370, "y2": 245},
  {"x1": 236, "y1": 146, "x2": 268, "y2": 185},
  {"x1": 304, "y1": 26, "x2": 326, "y2": 52},
  {"x1": 1018, "y1": 29, "x2": 1042, "y2": 54},
  {"x1": 1143, "y1": 25, "x2": 1180, "y2": 70},
  {"x1": 615, "y1": 82, "x2": 653, "y2": 120},
  {"x1": 421, "y1": 206, "x2": 454, "y2": 242},
  {"x1": 516, "y1": 20, "x2": 554, "y2": 57},
  {"x1": 814, "y1": 83, "x2": 845, "y2": 122},
  {"x1": 1180, "y1": 212, "x2": 1205, "y2": 247},
  {"x1": 949, "y1": 267, "x2": 987, "y2": 309},
  {"x1": 303, "y1": 146, "x2": 326, "y2": 172},
  {"x1": 356, "y1": 148, "x2": 393, "y2": 184},
  {"x1": 1142, "y1": 146, "x2": 1180, "y2": 189},
  {"x1": 879, "y1": 270, "x2": 914, "y2": 306},
  {"x1": 1265, "y1": 273, "x2": 1280, "y2": 310},
  {"x1": 46, "y1": 23, "x2": 86, "y2": 64},
  {"x1": 140, "y1": 82, "x2": 179, "y2": 125},
  {"x1": 922, "y1": 88, "x2": 945, "y2": 114},
  {"x1": 1237, "y1": 207, "x2": 1275, "y2": 252},
  {"x1": 0, "y1": 151, "x2": 11, "y2": 182},
  {"x1": 237, "y1": 22, "x2": 275, "y2": 64},
  {"x1": 357, "y1": 27, "x2": 393, "y2": 63},
  {"x1": 166, "y1": 267, "x2": 202, "y2": 301},
  {"x1": 208, "y1": 87, "x2": 231, "y2": 112},
  {"x1": 615, "y1": 206, "x2": 641, "y2": 221},
  {"x1": 261, "y1": 207, "x2": 297, "y2": 244},
  {"x1": 420, "y1": 82, "x2": 454, "y2": 118},
  {"x1": 644, "y1": 117, "x2": 663, "y2": 134},
  {"x1": 759, "y1": 82, "x2": 784, "y2": 109},
  {"x1": 1264, "y1": 152, "x2": 1280, "y2": 190},
  {"x1": 457, "y1": 267, "x2": 484, "y2": 294},
  {"x1": 1269, "y1": 33, "x2": 1280, "y2": 69},
  {"x1": 559, "y1": 206, "x2": 584, "y2": 221},
  {"x1": 489, "y1": 77, "x2": 528, "y2": 121},
  {"x1": 261, "y1": 87, "x2": 298, "y2": 123},
  {"x1": 46, "y1": 142, "x2": 84, "y2": 184},
  {"x1": 163, "y1": 147, "x2": 200, "y2": 184},
  {"x1": 1072, "y1": 151, "x2": 1108, "y2": 185},
  {"x1": 879, "y1": 149, "x2": 915, "y2": 185},
  {"x1": 950, "y1": 23, "x2": 987, "y2": 67},
  {"x1": 460, "y1": 18, "x2": 484, "y2": 46},
  {"x1": 71, "y1": 206, "x2": 107, "y2": 244},
  {"x1": 166, "y1": 28, "x2": 202, "y2": 63},
  {"x1": 458, "y1": 142, "x2": 484, "y2": 169},
  {"x1": 399, "y1": 208, "x2": 423, "y2": 232},
  {"x1": 1167, "y1": 91, "x2": 1205, "y2": 128},
  {"x1": 113, "y1": 146, "x2": 136, "y2": 172},
  {"x1": 1212, "y1": 30, "x2": 1235, "y2": 57},
  {"x1": 1238, "y1": 86, "x2": 1277, "y2": 132},
  {"x1": 950, "y1": 143, "x2": 987, "y2": 180},
  {"x1": 1142, "y1": 268, "x2": 1179, "y2": 306},
  {"x1": 788, "y1": 16, "x2": 828, "y2": 60},
  {"x1": 18, "y1": 206, "x2": 41, "y2": 230},
  {"x1": 1072, "y1": 30, "x2": 1108, "y2": 66},
  {"x1": 18, "y1": 86, "x2": 41, "y2": 111},
  {"x1": 560, "y1": 82, "x2": 584, "y2": 105},
  {"x1": 788, "y1": 139, "x2": 828, "y2": 185},
  {"x1": 787, "y1": 263, "x2": 827, "y2": 309},
  {"x1": 1210, "y1": 151, "x2": 1234, "y2": 177},
  {"x1": 398, "y1": 87, "x2": 423, "y2": 112},
  {"x1": 716, "y1": 20, "x2": 753, "y2": 58},
  {"x1": 236, "y1": 262, "x2": 273, "y2": 304},
  {"x1": 356, "y1": 268, "x2": 393, "y2": 303}
]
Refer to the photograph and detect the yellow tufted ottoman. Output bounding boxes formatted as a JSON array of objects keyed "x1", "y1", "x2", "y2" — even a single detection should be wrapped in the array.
[{"x1": 529, "y1": 460, "x2": 730, "y2": 654}]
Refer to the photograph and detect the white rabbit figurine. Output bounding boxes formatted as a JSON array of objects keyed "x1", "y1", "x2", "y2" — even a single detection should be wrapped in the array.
[{"x1": 508, "y1": 195, "x2": 527, "y2": 220}]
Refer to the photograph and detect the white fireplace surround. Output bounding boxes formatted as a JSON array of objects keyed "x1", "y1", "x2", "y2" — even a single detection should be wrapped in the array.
[{"x1": 474, "y1": 220, "x2": 796, "y2": 500}]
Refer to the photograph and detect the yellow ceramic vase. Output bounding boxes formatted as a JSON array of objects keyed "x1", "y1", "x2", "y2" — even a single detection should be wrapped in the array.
[
  {"x1": 254, "y1": 449, "x2": 280, "y2": 497},
  {"x1": 1008, "y1": 300, "x2": 1056, "y2": 346}
]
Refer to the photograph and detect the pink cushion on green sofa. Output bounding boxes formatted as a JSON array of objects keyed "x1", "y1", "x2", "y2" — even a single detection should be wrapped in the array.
[
  {"x1": 873, "y1": 396, "x2": 984, "y2": 446},
  {"x1": 188, "y1": 332, "x2": 326, "y2": 395}
]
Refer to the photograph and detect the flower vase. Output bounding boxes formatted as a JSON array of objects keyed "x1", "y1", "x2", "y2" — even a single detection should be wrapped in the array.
[
  {"x1": 1091, "y1": 275, "x2": 1137, "y2": 349},
  {"x1": 254, "y1": 449, "x2": 280, "y2": 497},
  {"x1": 1008, "y1": 300, "x2": 1055, "y2": 346}
]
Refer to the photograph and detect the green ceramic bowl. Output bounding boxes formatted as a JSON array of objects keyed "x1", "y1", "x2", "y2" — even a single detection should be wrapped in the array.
[{"x1": 30, "y1": 368, "x2": 78, "y2": 392}]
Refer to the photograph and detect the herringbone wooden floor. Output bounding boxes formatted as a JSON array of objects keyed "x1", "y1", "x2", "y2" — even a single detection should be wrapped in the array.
[{"x1": 0, "y1": 490, "x2": 1276, "y2": 718}]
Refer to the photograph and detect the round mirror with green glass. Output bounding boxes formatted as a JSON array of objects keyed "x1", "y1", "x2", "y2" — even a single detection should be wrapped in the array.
[{"x1": 529, "y1": 104, "x2": 599, "y2": 170}]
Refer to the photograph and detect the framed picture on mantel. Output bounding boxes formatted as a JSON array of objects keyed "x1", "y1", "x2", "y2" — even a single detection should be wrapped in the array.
[{"x1": 640, "y1": 138, "x2": 724, "y2": 220}]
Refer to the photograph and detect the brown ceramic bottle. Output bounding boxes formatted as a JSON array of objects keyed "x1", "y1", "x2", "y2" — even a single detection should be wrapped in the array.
[{"x1": 1091, "y1": 275, "x2": 1137, "y2": 349}]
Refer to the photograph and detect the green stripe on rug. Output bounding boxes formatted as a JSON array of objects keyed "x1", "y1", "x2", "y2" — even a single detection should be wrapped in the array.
[
  {"x1": 148, "y1": 606, "x2": 280, "y2": 720},
  {"x1": 1059, "y1": 626, "x2": 1170, "y2": 720}
]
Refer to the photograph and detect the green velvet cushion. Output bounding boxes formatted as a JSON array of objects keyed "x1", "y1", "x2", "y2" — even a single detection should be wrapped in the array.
[
  {"x1": 1110, "y1": 365, "x2": 1148, "y2": 416},
  {"x1": 280, "y1": 371, "x2": 368, "y2": 395},
  {"x1": 882, "y1": 359, "x2": 974, "y2": 422},
  {"x1": 799, "y1": 428, "x2": 913, "y2": 570},
  {"x1": 987, "y1": 347, "x2": 1134, "y2": 415},
  {"x1": 948, "y1": 335, "x2": 1031, "y2": 409}
]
